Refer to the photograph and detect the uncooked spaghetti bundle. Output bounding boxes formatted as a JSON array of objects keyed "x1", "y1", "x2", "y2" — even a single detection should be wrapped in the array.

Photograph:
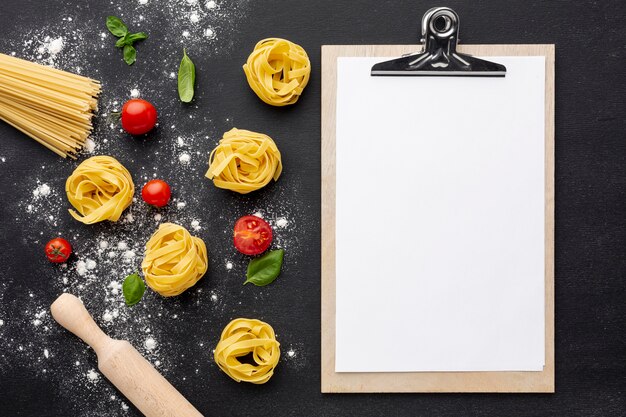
[
  {"x1": 0, "y1": 53, "x2": 101, "y2": 158},
  {"x1": 243, "y1": 38, "x2": 311, "y2": 106}
]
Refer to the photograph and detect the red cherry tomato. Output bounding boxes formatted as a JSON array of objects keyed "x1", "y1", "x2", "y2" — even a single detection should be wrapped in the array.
[
  {"x1": 45, "y1": 237, "x2": 72, "y2": 263},
  {"x1": 233, "y1": 215, "x2": 273, "y2": 255},
  {"x1": 142, "y1": 179, "x2": 171, "y2": 207},
  {"x1": 121, "y1": 99, "x2": 157, "y2": 135}
]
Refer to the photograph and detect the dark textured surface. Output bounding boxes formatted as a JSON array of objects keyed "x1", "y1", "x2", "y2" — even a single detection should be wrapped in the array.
[{"x1": 0, "y1": 0, "x2": 625, "y2": 416}]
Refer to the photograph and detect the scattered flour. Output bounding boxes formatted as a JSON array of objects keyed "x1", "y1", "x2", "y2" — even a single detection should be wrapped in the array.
[
  {"x1": 76, "y1": 259, "x2": 96, "y2": 276},
  {"x1": 76, "y1": 261, "x2": 87, "y2": 276},
  {"x1": 130, "y1": 88, "x2": 140, "y2": 98},
  {"x1": 179, "y1": 152, "x2": 191, "y2": 164},
  {"x1": 44, "y1": 349, "x2": 49, "y2": 359},
  {"x1": 275, "y1": 217, "x2": 289, "y2": 228},
  {"x1": 102, "y1": 311, "x2": 114, "y2": 322},
  {"x1": 36, "y1": 36, "x2": 64, "y2": 64},
  {"x1": 46, "y1": 37, "x2": 64, "y2": 55},
  {"x1": 86, "y1": 369, "x2": 100, "y2": 383},
  {"x1": 206, "y1": 1, "x2": 217, "y2": 9},
  {"x1": 108, "y1": 281, "x2": 122, "y2": 295},
  {"x1": 191, "y1": 220, "x2": 201, "y2": 231},
  {"x1": 177, "y1": 201, "x2": 186, "y2": 209},
  {"x1": 84, "y1": 138, "x2": 96, "y2": 153},
  {"x1": 33, "y1": 183, "x2": 51, "y2": 197},
  {"x1": 225, "y1": 261, "x2": 233, "y2": 270},
  {"x1": 144, "y1": 338, "x2": 157, "y2": 351},
  {"x1": 154, "y1": 213, "x2": 162, "y2": 221}
]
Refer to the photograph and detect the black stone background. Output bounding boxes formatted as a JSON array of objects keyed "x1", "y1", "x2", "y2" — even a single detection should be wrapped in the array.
[{"x1": 1, "y1": 0, "x2": 625, "y2": 416}]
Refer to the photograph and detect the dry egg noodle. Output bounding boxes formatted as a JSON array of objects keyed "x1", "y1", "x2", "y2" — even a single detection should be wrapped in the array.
[
  {"x1": 243, "y1": 38, "x2": 311, "y2": 106},
  {"x1": 65, "y1": 155, "x2": 134, "y2": 224},
  {"x1": 205, "y1": 128, "x2": 282, "y2": 194},
  {"x1": 0, "y1": 53, "x2": 101, "y2": 158},
  {"x1": 142, "y1": 223, "x2": 208, "y2": 297},
  {"x1": 214, "y1": 318, "x2": 281, "y2": 384}
]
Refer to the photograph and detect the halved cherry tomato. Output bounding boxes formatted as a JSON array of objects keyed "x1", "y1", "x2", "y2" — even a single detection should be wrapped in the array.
[
  {"x1": 142, "y1": 179, "x2": 171, "y2": 207},
  {"x1": 233, "y1": 215, "x2": 273, "y2": 255},
  {"x1": 45, "y1": 237, "x2": 72, "y2": 263},
  {"x1": 121, "y1": 99, "x2": 157, "y2": 135}
]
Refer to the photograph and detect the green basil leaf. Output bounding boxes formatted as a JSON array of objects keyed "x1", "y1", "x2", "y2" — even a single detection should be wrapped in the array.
[
  {"x1": 122, "y1": 272, "x2": 145, "y2": 306},
  {"x1": 115, "y1": 34, "x2": 129, "y2": 48},
  {"x1": 115, "y1": 32, "x2": 146, "y2": 48},
  {"x1": 177, "y1": 49, "x2": 196, "y2": 103},
  {"x1": 244, "y1": 249, "x2": 284, "y2": 286},
  {"x1": 127, "y1": 32, "x2": 148, "y2": 43},
  {"x1": 123, "y1": 44, "x2": 136, "y2": 65},
  {"x1": 106, "y1": 16, "x2": 128, "y2": 38}
]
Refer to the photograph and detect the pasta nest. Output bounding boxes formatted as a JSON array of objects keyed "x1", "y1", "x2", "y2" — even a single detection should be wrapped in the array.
[
  {"x1": 141, "y1": 223, "x2": 208, "y2": 297},
  {"x1": 214, "y1": 318, "x2": 281, "y2": 384},
  {"x1": 243, "y1": 38, "x2": 311, "y2": 106},
  {"x1": 205, "y1": 128, "x2": 282, "y2": 194},
  {"x1": 65, "y1": 155, "x2": 134, "y2": 224}
]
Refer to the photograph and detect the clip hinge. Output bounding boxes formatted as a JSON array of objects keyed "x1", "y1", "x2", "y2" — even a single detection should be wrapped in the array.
[{"x1": 371, "y1": 7, "x2": 506, "y2": 77}]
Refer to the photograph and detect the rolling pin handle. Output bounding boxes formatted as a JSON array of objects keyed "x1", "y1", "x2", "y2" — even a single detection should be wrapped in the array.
[{"x1": 50, "y1": 293, "x2": 111, "y2": 353}]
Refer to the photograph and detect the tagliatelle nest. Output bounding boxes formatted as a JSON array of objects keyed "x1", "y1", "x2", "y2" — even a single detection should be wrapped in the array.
[
  {"x1": 141, "y1": 223, "x2": 208, "y2": 297},
  {"x1": 243, "y1": 38, "x2": 311, "y2": 106},
  {"x1": 214, "y1": 318, "x2": 281, "y2": 384},
  {"x1": 205, "y1": 128, "x2": 282, "y2": 194},
  {"x1": 65, "y1": 155, "x2": 134, "y2": 224}
]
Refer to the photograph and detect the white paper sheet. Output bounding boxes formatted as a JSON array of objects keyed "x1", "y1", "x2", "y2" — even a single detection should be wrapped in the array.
[{"x1": 335, "y1": 57, "x2": 546, "y2": 372}]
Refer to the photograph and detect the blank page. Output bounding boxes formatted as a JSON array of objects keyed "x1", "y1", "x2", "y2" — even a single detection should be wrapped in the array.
[{"x1": 335, "y1": 57, "x2": 545, "y2": 372}]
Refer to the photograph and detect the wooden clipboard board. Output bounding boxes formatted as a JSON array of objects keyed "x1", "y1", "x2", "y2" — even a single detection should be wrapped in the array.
[{"x1": 321, "y1": 44, "x2": 555, "y2": 393}]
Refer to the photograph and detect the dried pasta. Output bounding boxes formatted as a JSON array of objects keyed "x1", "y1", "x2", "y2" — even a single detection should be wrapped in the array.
[
  {"x1": 142, "y1": 223, "x2": 208, "y2": 297},
  {"x1": 214, "y1": 318, "x2": 280, "y2": 384},
  {"x1": 66, "y1": 155, "x2": 134, "y2": 224},
  {"x1": 0, "y1": 53, "x2": 101, "y2": 158},
  {"x1": 243, "y1": 38, "x2": 310, "y2": 106},
  {"x1": 205, "y1": 128, "x2": 282, "y2": 194}
]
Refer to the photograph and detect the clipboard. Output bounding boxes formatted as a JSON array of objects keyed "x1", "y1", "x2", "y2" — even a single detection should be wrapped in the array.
[{"x1": 321, "y1": 8, "x2": 554, "y2": 393}]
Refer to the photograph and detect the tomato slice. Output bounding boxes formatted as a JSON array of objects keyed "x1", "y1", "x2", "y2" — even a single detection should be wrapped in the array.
[{"x1": 233, "y1": 215, "x2": 273, "y2": 255}]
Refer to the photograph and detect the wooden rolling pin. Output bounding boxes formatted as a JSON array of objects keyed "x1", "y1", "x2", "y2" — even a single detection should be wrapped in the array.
[{"x1": 51, "y1": 293, "x2": 203, "y2": 417}]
